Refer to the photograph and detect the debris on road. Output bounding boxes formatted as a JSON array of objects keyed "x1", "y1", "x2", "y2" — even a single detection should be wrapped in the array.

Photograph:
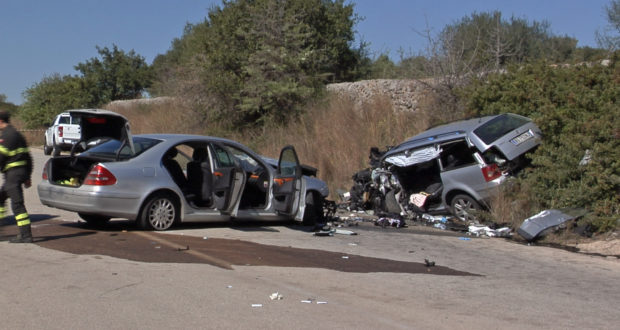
[
  {"x1": 468, "y1": 225, "x2": 512, "y2": 238},
  {"x1": 518, "y1": 208, "x2": 587, "y2": 241},
  {"x1": 269, "y1": 292, "x2": 283, "y2": 300},
  {"x1": 375, "y1": 217, "x2": 405, "y2": 228},
  {"x1": 424, "y1": 259, "x2": 435, "y2": 267},
  {"x1": 334, "y1": 229, "x2": 357, "y2": 235}
]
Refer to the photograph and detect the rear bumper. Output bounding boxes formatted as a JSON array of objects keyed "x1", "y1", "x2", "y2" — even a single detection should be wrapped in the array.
[
  {"x1": 55, "y1": 138, "x2": 80, "y2": 150},
  {"x1": 37, "y1": 182, "x2": 141, "y2": 220}
]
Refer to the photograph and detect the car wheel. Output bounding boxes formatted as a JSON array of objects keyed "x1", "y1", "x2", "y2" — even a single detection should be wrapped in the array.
[
  {"x1": 139, "y1": 193, "x2": 179, "y2": 231},
  {"x1": 52, "y1": 138, "x2": 61, "y2": 157},
  {"x1": 383, "y1": 190, "x2": 402, "y2": 214},
  {"x1": 302, "y1": 192, "x2": 323, "y2": 226},
  {"x1": 43, "y1": 140, "x2": 52, "y2": 155},
  {"x1": 78, "y1": 213, "x2": 111, "y2": 227},
  {"x1": 450, "y1": 194, "x2": 481, "y2": 223}
]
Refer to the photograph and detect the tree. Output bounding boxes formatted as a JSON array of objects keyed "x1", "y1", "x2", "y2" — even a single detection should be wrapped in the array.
[
  {"x1": 367, "y1": 54, "x2": 398, "y2": 79},
  {"x1": 151, "y1": 0, "x2": 361, "y2": 129},
  {"x1": 597, "y1": 0, "x2": 620, "y2": 51},
  {"x1": 75, "y1": 45, "x2": 153, "y2": 105},
  {"x1": 0, "y1": 93, "x2": 18, "y2": 113},
  {"x1": 19, "y1": 74, "x2": 94, "y2": 127},
  {"x1": 399, "y1": 11, "x2": 582, "y2": 125}
]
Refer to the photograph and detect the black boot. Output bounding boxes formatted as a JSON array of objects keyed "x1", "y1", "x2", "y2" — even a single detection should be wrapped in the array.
[{"x1": 9, "y1": 224, "x2": 33, "y2": 243}]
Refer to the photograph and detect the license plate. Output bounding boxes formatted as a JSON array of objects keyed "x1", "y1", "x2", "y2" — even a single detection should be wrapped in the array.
[{"x1": 510, "y1": 131, "x2": 533, "y2": 145}]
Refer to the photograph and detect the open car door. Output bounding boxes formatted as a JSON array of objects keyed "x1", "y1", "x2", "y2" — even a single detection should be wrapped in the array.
[
  {"x1": 209, "y1": 143, "x2": 246, "y2": 215},
  {"x1": 272, "y1": 145, "x2": 303, "y2": 219}
]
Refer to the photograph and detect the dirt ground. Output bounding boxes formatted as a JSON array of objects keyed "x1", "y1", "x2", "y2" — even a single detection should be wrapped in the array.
[{"x1": 572, "y1": 235, "x2": 620, "y2": 255}]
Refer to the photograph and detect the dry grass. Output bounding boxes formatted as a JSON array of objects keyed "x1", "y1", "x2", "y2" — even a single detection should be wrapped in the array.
[
  {"x1": 484, "y1": 182, "x2": 536, "y2": 228},
  {"x1": 243, "y1": 94, "x2": 431, "y2": 195},
  {"x1": 13, "y1": 117, "x2": 45, "y2": 147},
  {"x1": 17, "y1": 93, "x2": 434, "y2": 199},
  {"x1": 97, "y1": 94, "x2": 433, "y2": 197},
  {"x1": 105, "y1": 98, "x2": 204, "y2": 135}
]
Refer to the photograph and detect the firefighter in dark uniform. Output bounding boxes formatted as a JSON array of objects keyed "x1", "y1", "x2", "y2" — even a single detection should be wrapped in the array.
[{"x1": 0, "y1": 111, "x2": 34, "y2": 243}]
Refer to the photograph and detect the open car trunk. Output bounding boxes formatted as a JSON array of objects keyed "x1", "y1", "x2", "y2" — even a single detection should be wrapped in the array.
[
  {"x1": 47, "y1": 109, "x2": 134, "y2": 187},
  {"x1": 47, "y1": 156, "x2": 103, "y2": 187}
]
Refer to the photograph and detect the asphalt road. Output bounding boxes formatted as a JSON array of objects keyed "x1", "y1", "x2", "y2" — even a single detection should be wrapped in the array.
[{"x1": 0, "y1": 148, "x2": 619, "y2": 329}]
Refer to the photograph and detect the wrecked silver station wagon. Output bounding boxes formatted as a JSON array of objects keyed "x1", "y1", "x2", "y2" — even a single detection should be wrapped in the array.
[{"x1": 351, "y1": 113, "x2": 542, "y2": 222}]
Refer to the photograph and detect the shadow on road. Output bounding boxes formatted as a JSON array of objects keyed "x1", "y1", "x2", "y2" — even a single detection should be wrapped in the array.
[{"x1": 6, "y1": 218, "x2": 481, "y2": 276}]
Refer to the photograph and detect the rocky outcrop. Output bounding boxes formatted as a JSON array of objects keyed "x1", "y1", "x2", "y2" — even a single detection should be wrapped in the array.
[{"x1": 326, "y1": 79, "x2": 434, "y2": 112}]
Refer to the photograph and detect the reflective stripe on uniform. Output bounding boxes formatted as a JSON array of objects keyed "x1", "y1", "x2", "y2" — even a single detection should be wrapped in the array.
[
  {"x1": 16, "y1": 213, "x2": 30, "y2": 226},
  {"x1": 0, "y1": 146, "x2": 29, "y2": 156},
  {"x1": 4, "y1": 160, "x2": 27, "y2": 171},
  {"x1": 17, "y1": 219, "x2": 31, "y2": 226}
]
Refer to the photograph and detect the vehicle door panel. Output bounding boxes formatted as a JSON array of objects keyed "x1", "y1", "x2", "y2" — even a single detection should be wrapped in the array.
[
  {"x1": 272, "y1": 146, "x2": 302, "y2": 217},
  {"x1": 439, "y1": 140, "x2": 490, "y2": 200},
  {"x1": 210, "y1": 143, "x2": 246, "y2": 215}
]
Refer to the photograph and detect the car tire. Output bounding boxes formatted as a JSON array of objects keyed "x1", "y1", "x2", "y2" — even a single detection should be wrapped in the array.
[
  {"x1": 302, "y1": 192, "x2": 323, "y2": 226},
  {"x1": 52, "y1": 137, "x2": 61, "y2": 157},
  {"x1": 43, "y1": 140, "x2": 52, "y2": 155},
  {"x1": 383, "y1": 190, "x2": 402, "y2": 214},
  {"x1": 450, "y1": 194, "x2": 481, "y2": 223},
  {"x1": 139, "y1": 193, "x2": 179, "y2": 231},
  {"x1": 78, "y1": 213, "x2": 111, "y2": 227}
]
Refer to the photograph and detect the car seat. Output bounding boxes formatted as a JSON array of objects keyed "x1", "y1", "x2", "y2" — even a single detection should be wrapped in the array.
[
  {"x1": 186, "y1": 148, "x2": 213, "y2": 206},
  {"x1": 163, "y1": 148, "x2": 187, "y2": 189}
]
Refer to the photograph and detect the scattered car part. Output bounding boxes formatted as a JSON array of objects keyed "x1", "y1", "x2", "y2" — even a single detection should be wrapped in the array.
[{"x1": 517, "y1": 208, "x2": 587, "y2": 241}]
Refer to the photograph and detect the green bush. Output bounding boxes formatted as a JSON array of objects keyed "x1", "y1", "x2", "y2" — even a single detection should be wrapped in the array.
[{"x1": 463, "y1": 55, "x2": 620, "y2": 230}]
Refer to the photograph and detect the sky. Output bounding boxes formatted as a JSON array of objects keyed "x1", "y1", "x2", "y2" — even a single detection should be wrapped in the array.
[{"x1": 0, "y1": 0, "x2": 612, "y2": 105}]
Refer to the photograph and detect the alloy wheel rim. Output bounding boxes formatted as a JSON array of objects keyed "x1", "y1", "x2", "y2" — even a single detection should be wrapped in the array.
[
  {"x1": 454, "y1": 199, "x2": 474, "y2": 221},
  {"x1": 149, "y1": 198, "x2": 175, "y2": 230}
]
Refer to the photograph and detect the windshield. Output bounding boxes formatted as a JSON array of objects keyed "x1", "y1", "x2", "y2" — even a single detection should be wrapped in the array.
[
  {"x1": 81, "y1": 136, "x2": 161, "y2": 160},
  {"x1": 473, "y1": 114, "x2": 530, "y2": 145}
]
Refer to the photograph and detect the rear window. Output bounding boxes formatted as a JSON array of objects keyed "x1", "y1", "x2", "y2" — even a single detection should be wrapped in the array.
[
  {"x1": 81, "y1": 137, "x2": 161, "y2": 160},
  {"x1": 473, "y1": 114, "x2": 530, "y2": 144}
]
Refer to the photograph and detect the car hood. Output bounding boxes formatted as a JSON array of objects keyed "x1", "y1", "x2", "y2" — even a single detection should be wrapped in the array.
[{"x1": 68, "y1": 109, "x2": 134, "y2": 153}]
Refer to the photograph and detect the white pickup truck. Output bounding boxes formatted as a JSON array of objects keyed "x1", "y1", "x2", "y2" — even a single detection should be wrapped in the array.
[{"x1": 44, "y1": 112, "x2": 82, "y2": 155}]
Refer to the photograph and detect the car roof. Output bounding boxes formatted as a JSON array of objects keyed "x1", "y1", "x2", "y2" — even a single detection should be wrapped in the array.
[
  {"x1": 384, "y1": 115, "x2": 498, "y2": 157},
  {"x1": 137, "y1": 133, "x2": 239, "y2": 145}
]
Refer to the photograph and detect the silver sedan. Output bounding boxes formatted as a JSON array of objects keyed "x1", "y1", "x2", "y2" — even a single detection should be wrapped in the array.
[{"x1": 38, "y1": 134, "x2": 329, "y2": 230}]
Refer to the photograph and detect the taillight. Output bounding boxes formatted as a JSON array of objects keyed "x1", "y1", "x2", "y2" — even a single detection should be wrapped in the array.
[
  {"x1": 42, "y1": 160, "x2": 49, "y2": 181},
  {"x1": 83, "y1": 165, "x2": 117, "y2": 185},
  {"x1": 481, "y1": 164, "x2": 502, "y2": 182},
  {"x1": 58, "y1": 126, "x2": 63, "y2": 137}
]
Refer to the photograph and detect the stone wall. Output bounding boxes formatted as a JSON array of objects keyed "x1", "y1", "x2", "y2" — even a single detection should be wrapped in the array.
[{"x1": 326, "y1": 79, "x2": 434, "y2": 112}]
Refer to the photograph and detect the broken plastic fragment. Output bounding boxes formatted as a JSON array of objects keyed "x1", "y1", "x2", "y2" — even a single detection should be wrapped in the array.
[
  {"x1": 334, "y1": 229, "x2": 357, "y2": 235},
  {"x1": 269, "y1": 292, "x2": 283, "y2": 300},
  {"x1": 251, "y1": 304, "x2": 262, "y2": 308}
]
